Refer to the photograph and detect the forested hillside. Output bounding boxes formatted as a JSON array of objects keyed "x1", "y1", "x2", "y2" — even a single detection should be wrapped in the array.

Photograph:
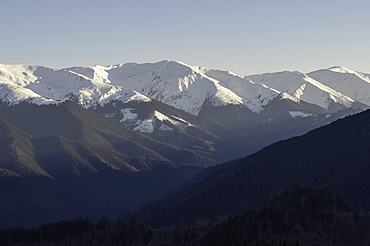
[
  {"x1": 2, "y1": 187, "x2": 370, "y2": 246},
  {"x1": 0, "y1": 119, "x2": 203, "y2": 228},
  {"x1": 132, "y1": 108, "x2": 370, "y2": 226}
]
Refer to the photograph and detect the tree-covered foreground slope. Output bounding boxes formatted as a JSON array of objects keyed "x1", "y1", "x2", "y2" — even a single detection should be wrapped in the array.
[
  {"x1": 133, "y1": 108, "x2": 370, "y2": 226},
  {"x1": 0, "y1": 119, "x2": 206, "y2": 228},
  {"x1": 2, "y1": 186, "x2": 370, "y2": 246}
]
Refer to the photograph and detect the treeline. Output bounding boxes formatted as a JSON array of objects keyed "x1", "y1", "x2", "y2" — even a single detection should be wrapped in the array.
[
  {"x1": 0, "y1": 217, "x2": 94, "y2": 246},
  {"x1": 2, "y1": 186, "x2": 370, "y2": 246},
  {"x1": 0, "y1": 217, "x2": 153, "y2": 246},
  {"x1": 201, "y1": 186, "x2": 370, "y2": 246}
]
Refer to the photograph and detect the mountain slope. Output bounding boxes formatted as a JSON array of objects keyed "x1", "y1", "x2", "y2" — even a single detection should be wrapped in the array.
[
  {"x1": 91, "y1": 99, "x2": 243, "y2": 161},
  {"x1": 246, "y1": 70, "x2": 356, "y2": 112},
  {"x1": 0, "y1": 120, "x2": 50, "y2": 178},
  {"x1": 308, "y1": 66, "x2": 370, "y2": 106},
  {"x1": 0, "y1": 119, "x2": 207, "y2": 228},
  {"x1": 0, "y1": 101, "x2": 218, "y2": 166},
  {"x1": 133, "y1": 108, "x2": 370, "y2": 226}
]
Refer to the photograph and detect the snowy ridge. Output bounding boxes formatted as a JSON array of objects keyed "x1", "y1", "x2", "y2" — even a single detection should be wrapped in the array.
[
  {"x1": 102, "y1": 61, "x2": 244, "y2": 115},
  {"x1": 0, "y1": 65, "x2": 58, "y2": 105},
  {"x1": 0, "y1": 62, "x2": 369, "y2": 118},
  {"x1": 246, "y1": 71, "x2": 355, "y2": 111},
  {"x1": 0, "y1": 64, "x2": 151, "y2": 108},
  {"x1": 308, "y1": 66, "x2": 370, "y2": 107},
  {"x1": 202, "y1": 69, "x2": 279, "y2": 113}
]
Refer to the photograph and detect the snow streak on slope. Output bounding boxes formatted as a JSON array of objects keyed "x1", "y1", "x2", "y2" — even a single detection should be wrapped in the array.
[
  {"x1": 131, "y1": 110, "x2": 191, "y2": 133},
  {"x1": 289, "y1": 111, "x2": 313, "y2": 118}
]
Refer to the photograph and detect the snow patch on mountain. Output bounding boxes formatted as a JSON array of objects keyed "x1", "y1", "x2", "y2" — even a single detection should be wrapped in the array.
[
  {"x1": 131, "y1": 110, "x2": 190, "y2": 133},
  {"x1": 120, "y1": 108, "x2": 138, "y2": 122},
  {"x1": 133, "y1": 119, "x2": 154, "y2": 133},
  {"x1": 159, "y1": 124, "x2": 174, "y2": 131},
  {"x1": 289, "y1": 111, "x2": 313, "y2": 118},
  {"x1": 154, "y1": 111, "x2": 189, "y2": 130}
]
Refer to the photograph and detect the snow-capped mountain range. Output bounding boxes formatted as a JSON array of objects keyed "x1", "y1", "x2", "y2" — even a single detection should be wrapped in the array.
[
  {"x1": 1, "y1": 61, "x2": 369, "y2": 114},
  {"x1": 0, "y1": 60, "x2": 369, "y2": 148}
]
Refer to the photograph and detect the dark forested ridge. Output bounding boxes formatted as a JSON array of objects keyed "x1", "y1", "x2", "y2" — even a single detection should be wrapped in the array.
[
  {"x1": 201, "y1": 186, "x2": 370, "y2": 246},
  {"x1": 132, "y1": 108, "x2": 370, "y2": 226},
  {"x1": 2, "y1": 186, "x2": 370, "y2": 246}
]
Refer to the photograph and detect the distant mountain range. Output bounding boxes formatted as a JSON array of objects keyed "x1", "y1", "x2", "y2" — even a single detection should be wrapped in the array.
[
  {"x1": 1, "y1": 61, "x2": 369, "y2": 228},
  {"x1": 1, "y1": 61, "x2": 369, "y2": 114},
  {"x1": 1, "y1": 61, "x2": 368, "y2": 158}
]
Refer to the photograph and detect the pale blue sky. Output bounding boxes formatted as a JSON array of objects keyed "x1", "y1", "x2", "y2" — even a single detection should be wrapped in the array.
[{"x1": 1, "y1": 0, "x2": 369, "y2": 75}]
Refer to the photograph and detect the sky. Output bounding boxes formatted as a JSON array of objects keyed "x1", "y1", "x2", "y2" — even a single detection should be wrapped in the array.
[{"x1": 1, "y1": 0, "x2": 370, "y2": 76}]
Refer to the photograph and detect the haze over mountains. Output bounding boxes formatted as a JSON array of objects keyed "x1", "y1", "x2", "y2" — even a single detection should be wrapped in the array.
[{"x1": 0, "y1": 60, "x2": 369, "y2": 228}]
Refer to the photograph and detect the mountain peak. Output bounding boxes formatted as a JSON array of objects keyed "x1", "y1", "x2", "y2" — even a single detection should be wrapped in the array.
[{"x1": 328, "y1": 66, "x2": 355, "y2": 74}]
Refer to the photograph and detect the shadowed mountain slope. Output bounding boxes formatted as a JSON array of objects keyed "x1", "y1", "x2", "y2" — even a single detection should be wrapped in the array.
[
  {"x1": 0, "y1": 120, "x2": 203, "y2": 228},
  {"x1": 133, "y1": 108, "x2": 370, "y2": 226},
  {"x1": 91, "y1": 99, "x2": 241, "y2": 161},
  {"x1": 0, "y1": 101, "x2": 217, "y2": 167}
]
